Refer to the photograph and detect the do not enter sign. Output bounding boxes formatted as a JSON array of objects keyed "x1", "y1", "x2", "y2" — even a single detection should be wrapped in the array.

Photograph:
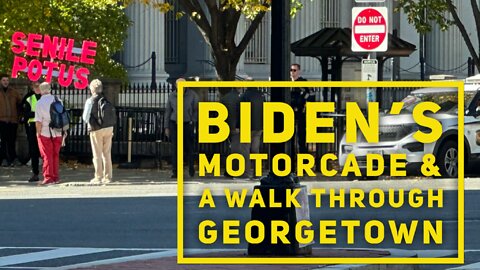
[{"x1": 351, "y1": 7, "x2": 388, "y2": 52}]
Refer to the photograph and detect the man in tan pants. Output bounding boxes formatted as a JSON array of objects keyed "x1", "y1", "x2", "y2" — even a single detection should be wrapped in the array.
[{"x1": 82, "y1": 79, "x2": 115, "y2": 184}]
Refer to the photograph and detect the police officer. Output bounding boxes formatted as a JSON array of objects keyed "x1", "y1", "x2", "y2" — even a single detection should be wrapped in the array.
[
  {"x1": 21, "y1": 80, "x2": 42, "y2": 182},
  {"x1": 290, "y1": 63, "x2": 314, "y2": 154}
]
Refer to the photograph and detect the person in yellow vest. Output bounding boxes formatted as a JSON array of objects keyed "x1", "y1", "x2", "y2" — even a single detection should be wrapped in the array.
[{"x1": 20, "y1": 80, "x2": 42, "y2": 182}]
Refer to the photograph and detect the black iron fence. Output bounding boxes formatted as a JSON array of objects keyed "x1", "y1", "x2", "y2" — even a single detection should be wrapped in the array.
[
  {"x1": 118, "y1": 83, "x2": 173, "y2": 108},
  {"x1": 51, "y1": 82, "x2": 175, "y2": 109},
  {"x1": 51, "y1": 83, "x2": 416, "y2": 166}
]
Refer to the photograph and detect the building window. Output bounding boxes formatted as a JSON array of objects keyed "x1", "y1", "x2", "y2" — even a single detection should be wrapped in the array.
[
  {"x1": 320, "y1": 0, "x2": 340, "y2": 28},
  {"x1": 245, "y1": 12, "x2": 270, "y2": 64}
]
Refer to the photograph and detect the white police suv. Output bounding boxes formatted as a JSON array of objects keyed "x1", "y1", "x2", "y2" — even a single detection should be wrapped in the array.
[{"x1": 338, "y1": 77, "x2": 480, "y2": 178}]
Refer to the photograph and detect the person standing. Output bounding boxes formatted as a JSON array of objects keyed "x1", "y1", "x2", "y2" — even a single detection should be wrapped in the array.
[
  {"x1": 21, "y1": 80, "x2": 42, "y2": 182},
  {"x1": 165, "y1": 78, "x2": 199, "y2": 178},
  {"x1": 34, "y1": 82, "x2": 62, "y2": 185},
  {"x1": 290, "y1": 63, "x2": 314, "y2": 154},
  {"x1": 220, "y1": 87, "x2": 242, "y2": 179},
  {"x1": 82, "y1": 79, "x2": 115, "y2": 184},
  {"x1": 0, "y1": 74, "x2": 22, "y2": 167},
  {"x1": 239, "y1": 82, "x2": 265, "y2": 179}
]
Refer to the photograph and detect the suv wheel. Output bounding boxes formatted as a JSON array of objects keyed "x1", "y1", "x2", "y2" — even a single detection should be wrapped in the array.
[{"x1": 437, "y1": 141, "x2": 458, "y2": 178}]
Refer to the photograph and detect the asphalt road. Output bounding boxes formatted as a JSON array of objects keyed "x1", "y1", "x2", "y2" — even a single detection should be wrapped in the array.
[
  {"x1": 0, "y1": 189, "x2": 478, "y2": 269},
  {"x1": 0, "y1": 197, "x2": 171, "y2": 248},
  {"x1": 0, "y1": 193, "x2": 465, "y2": 249}
]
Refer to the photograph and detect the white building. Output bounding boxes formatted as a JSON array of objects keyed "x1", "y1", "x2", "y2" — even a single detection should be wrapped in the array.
[{"x1": 121, "y1": 0, "x2": 477, "y2": 84}]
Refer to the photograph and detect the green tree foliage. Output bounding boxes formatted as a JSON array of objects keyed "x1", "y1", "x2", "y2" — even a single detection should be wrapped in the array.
[
  {"x1": 395, "y1": 0, "x2": 480, "y2": 72},
  {"x1": 0, "y1": 0, "x2": 130, "y2": 81},
  {"x1": 129, "y1": 0, "x2": 305, "y2": 81}
]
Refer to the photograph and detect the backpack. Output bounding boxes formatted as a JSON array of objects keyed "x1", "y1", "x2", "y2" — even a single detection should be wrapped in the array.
[
  {"x1": 96, "y1": 96, "x2": 116, "y2": 128},
  {"x1": 49, "y1": 96, "x2": 70, "y2": 132}
]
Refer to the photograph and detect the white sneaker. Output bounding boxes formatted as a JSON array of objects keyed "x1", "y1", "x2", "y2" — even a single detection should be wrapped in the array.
[
  {"x1": 102, "y1": 178, "x2": 112, "y2": 184},
  {"x1": 90, "y1": 178, "x2": 102, "y2": 184}
]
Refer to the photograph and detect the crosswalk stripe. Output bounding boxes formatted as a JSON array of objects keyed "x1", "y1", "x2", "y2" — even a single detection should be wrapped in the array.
[
  {"x1": 54, "y1": 250, "x2": 177, "y2": 270},
  {"x1": 0, "y1": 248, "x2": 110, "y2": 267}
]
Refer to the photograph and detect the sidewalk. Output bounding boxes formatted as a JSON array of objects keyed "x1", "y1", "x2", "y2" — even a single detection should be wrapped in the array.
[
  {"x1": 0, "y1": 160, "x2": 348, "y2": 186},
  {"x1": 0, "y1": 161, "x2": 461, "y2": 187},
  {"x1": 0, "y1": 162, "x2": 174, "y2": 187}
]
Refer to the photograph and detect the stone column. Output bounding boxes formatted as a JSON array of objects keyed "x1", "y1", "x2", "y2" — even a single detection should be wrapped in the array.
[
  {"x1": 123, "y1": 3, "x2": 169, "y2": 84},
  {"x1": 100, "y1": 78, "x2": 122, "y2": 107}
]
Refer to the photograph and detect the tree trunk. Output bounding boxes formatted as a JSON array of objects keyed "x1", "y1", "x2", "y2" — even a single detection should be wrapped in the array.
[
  {"x1": 177, "y1": 0, "x2": 268, "y2": 84},
  {"x1": 213, "y1": 49, "x2": 240, "y2": 95},
  {"x1": 214, "y1": 54, "x2": 238, "y2": 81}
]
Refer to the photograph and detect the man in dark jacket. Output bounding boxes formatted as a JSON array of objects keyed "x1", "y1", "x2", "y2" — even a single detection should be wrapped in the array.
[
  {"x1": 290, "y1": 64, "x2": 314, "y2": 154},
  {"x1": 220, "y1": 87, "x2": 242, "y2": 178},
  {"x1": 239, "y1": 81, "x2": 265, "y2": 179},
  {"x1": 165, "y1": 78, "x2": 199, "y2": 178},
  {"x1": 0, "y1": 74, "x2": 22, "y2": 167},
  {"x1": 20, "y1": 80, "x2": 42, "y2": 182}
]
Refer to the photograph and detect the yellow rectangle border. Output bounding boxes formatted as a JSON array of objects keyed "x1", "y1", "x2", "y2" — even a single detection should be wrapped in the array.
[{"x1": 177, "y1": 80, "x2": 464, "y2": 265}]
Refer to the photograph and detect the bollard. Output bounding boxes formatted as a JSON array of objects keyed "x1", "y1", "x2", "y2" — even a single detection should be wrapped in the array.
[
  {"x1": 118, "y1": 117, "x2": 139, "y2": 169},
  {"x1": 248, "y1": 172, "x2": 313, "y2": 255},
  {"x1": 127, "y1": 117, "x2": 132, "y2": 163}
]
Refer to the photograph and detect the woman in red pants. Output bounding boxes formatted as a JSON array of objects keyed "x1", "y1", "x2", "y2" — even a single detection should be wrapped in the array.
[{"x1": 34, "y1": 82, "x2": 63, "y2": 185}]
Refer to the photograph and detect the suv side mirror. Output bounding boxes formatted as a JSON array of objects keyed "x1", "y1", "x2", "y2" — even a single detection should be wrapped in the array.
[
  {"x1": 467, "y1": 104, "x2": 480, "y2": 117},
  {"x1": 475, "y1": 106, "x2": 480, "y2": 118}
]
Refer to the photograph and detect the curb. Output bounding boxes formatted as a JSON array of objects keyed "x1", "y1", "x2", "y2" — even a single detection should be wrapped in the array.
[
  {"x1": 315, "y1": 249, "x2": 418, "y2": 269},
  {"x1": 75, "y1": 248, "x2": 418, "y2": 270}
]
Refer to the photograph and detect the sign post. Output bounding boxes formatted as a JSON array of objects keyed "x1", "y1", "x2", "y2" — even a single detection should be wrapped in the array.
[
  {"x1": 361, "y1": 59, "x2": 378, "y2": 81},
  {"x1": 352, "y1": 6, "x2": 387, "y2": 104},
  {"x1": 362, "y1": 59, "x2": 378, "y2": 102}
]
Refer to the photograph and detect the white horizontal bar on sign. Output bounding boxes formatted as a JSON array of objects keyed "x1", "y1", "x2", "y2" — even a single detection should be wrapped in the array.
[
  {"x1": 20, "y1": 40, "x2": 83, "y2": 54},
  {"x1": 354, "y1": 25, "x2": 385, "y2": 34}
]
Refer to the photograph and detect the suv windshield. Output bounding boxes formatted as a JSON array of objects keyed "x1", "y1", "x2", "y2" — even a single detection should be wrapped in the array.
[{"x1": 399, "y1": 91, "x2": 476, "y2": 114}]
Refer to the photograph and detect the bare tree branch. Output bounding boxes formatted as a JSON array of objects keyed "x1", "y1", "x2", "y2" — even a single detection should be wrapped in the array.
[
  {"x1": 470, "y1": 0, "x2": 480, "y2": 53},
  {"x1": 204, "y1": 0, "x2": 221, "y2": 50},
  {"x1": 446, "y1": 0, "x2": 480, "y2": 70},
  {"x1": 226, "y1": 9, "x2": 241, "y2": 48}
]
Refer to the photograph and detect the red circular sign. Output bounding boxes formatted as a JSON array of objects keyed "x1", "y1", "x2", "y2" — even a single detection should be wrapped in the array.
[{"x1": 353, "y1": 8, "x2": 386, "y2": 50}]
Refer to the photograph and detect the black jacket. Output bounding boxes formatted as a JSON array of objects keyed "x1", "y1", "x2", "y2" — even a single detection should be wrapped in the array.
[
  {"x1": 291, "y1": 77, "x2": 314, "y2": 116},
  {"x1": 240, "y1": 88, "x2": 264, "y2": 131},
  {"x1": 20, "y1": 91, "x2": 41, "y2": 124},
  {"x1": 220, "y1": 89, "x2": 241, "y2": 131}
]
